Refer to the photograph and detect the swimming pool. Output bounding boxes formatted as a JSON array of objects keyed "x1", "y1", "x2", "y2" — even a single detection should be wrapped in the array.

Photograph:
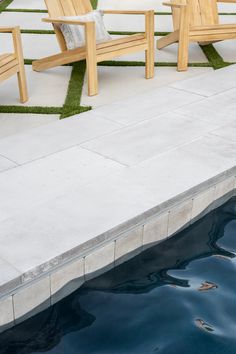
[{"x1": 1, "y1": 197, "x2": 236, "y2": 354}]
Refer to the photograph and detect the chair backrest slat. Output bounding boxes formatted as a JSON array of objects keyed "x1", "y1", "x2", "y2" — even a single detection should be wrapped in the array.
[
  {"x1": 171, "y1": 0, "x2": 219, "y2": 30},
  {"x1": 44, "y1": 0, "x2": 93, "y2": 51},
  {"x1": 45, "y1": 0, "x2": 93, "y2": 17}
]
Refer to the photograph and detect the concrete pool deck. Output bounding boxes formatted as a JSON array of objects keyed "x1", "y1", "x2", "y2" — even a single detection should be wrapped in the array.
[{"x1": 0, "y1": 65, "x2": 236, "y2": 332}]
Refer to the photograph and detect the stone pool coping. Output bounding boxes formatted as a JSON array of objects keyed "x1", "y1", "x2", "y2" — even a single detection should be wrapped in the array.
[
  {"x1": 0, "y1": 170, "x2": 235, "y2": 333},
  {"x1": 0, "y1": 65, "x2": 236, "y2": 333}
]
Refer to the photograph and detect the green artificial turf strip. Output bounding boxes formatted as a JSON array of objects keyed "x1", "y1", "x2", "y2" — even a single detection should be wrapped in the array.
[
  {"x1": 21, "y1": 29, "x2": 55, "y2": 34},
  {"x1": 91, "y1": 0, "x2": 98, "y2": 9},
  {"x1": 0, "y1": 0, "x2": 13, "y2": 12},
  {"x1": 3, "y1": 9, "x2": 48, "y2": 13},
  {"x1": 200, "y1": 44, "x2": 230, "y2": 70},
  {"x1": 17, "y1": 30, "x2": 171, "y2": 36},
  {"x1": 60, "y1": 61, "x2": 91, "y2": 119},
  {"x1": 0, "y1": 106, "x2": 62, "y2": 114},
  {"x1": 109, "y1": 31, "x2": 170, "y2": 36},
  {"x1": 98, "y1": 60, "x2": 212, "y2": 68}
]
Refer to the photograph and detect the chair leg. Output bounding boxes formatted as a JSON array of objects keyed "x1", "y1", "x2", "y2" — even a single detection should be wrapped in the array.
[
  {"x1": 12, "y1": 27, "x2": 28, "y2": 102},
  {"x1": 85, "y1": 22, "x2": 98, "y2": 96},
  {"x1": 145, "y1": 10, "x2": 155, "y2": 79},
  {"x1": 17, "y1": 67, "x2": 28, "y2": 103},
  {"x1": 177, "y1": 5, "x2": 190, "y2": 71},
  {"x1": 177, "y1": 37, "x2": 189, "y2": 71}
]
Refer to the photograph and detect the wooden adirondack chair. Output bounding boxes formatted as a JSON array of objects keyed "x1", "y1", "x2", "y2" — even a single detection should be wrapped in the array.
[
  {"x1": 157, "y1": 0, "x2": 236, "y2": 71},
  {"x1": 32, "y1": 0, "x2": 154, "y2": 96},
  {"x1": 0, "y1": 26, "x2": 28, "y2": 103}
]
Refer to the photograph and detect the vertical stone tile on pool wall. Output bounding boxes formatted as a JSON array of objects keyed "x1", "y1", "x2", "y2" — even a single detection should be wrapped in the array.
[
  {"x1": 13, "y1": 277, "x2": 50, "y2": 323},
  {"x1": 168, "y1": 199, "x2": 193, "y2": 236},
  {"x1": 84, "y1": 242, "x2": 115, "y2": 281},
  {"x1": 214, "y1": 175, "x2": 236, "y2": 200},
  {"x1": 191, "y1": 186, "x2": 215, "y2": 221},
  {"x1": 143, "y1": 212, "x2": 169, "y2": 248},
  {"x1": 50, "y1": 258, "x2": 85, "y2": 305},
  {"x1": 115, "y1": 226, "x2": 143, "y2": 266},
  {"x1": 0, "y1": 296, "x2": 14, "y2": 332}
]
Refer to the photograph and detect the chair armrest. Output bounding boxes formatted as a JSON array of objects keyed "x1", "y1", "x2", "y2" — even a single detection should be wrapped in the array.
[
  {"x1": 42, "y1": 17, "x2": 94, "y2": 26},
  {"x1": 0, "y1": 26, "x2": 20, "y2": 33},
  {"x1": 217, "y1": 0, "x2": 236, "y2": 2},
  {"x1": 103, "y1": 10, "x2": 152, "y2": 15},
  {"x1": 162, "y1": 1, "x2": 187, "y2": 8}
]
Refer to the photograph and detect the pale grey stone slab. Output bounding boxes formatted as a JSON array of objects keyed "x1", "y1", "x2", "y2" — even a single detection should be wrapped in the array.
[
  {"x1": 175, "y1": 88, "x2": 236, "y2": 125},
  {"x1": 81, "y1": 112, "x2": 219, "y2": 166},
  {"x1": 13, "y1": 277, "x2": 50, "y2": 322},
  {"x1": 214, "y1": 39, "x2": 236, "y2": 62},
  {"x1": 110, "y1": 35, "x2": 207, "y2": 63},
  {"x1": 0, "y1": 65, "x2": 71, "y2": 107},
  {"x1": 118, "y1": 135, "x2": 236, "y2": 205},
  {"x1": 170, "y1": 65, "x2": 236, "y2": 96},
  {"x1": 0, "y1": 172, "x2": 157, "y2": 276},
  {"x1": 0, "y1": 113, "x2": 58, "y2": 139},
  {"x1": 218, "y1": 3, "x2": 236, "y2": 11},
  {"x1": 51, "y1": 258, "x2": 84, "y2": 304},
  {"x1": 103, "y1": 13, "x2": 172, "y2": 32},
  {"x1": 0, "y1": 296, "x2": 14, "y2": 332},
  {"x1": 98, "y1": 0, "x2": 160, "y2": 11},
  {"x1": 167, "y1": 199, "x2": 193, "y2": 236},
  {"x1": 0, "y1": 114, "x2": 122, "y2": 164},
  {"x1": 115, "y1": 227, "x2": 143, "y2": 266},
  {"x1": 0, "y1": 259, "x2": 22, "y2": 296},
  {"x1": 0, "y1": 146, "x2": 124, "y2": 223},
  {"x1": 81, "y1": 66, "x2": 210, "y2": 112},
  {"x1": 0, "y1": 12, "x2": 51, "y2": 30},
  {"x1": 0, "y1": 155, "x2": 16, "y2": 172},
  {"x1": 219, "y1": 15, "x2": 236, "y2": 24},
  {"x1": 143, "y1": 212, "x2": 169, "y2": 248},
  {"x1": 0, "y1": 33, "x2": 59, "y2": 60},
  {"x1": 210, "y1": 120, "x2": 236, "y2": 142},
  {"x1": 8, "y1": 0, "x2": 47, "y2": 9},
  {"x1": 85, "y1": 242, "x2": 115, "y2": 280},
  {"x1": 92, "y1": 86, "x2": 204, "y2": 125},
  {"x1": 191, "y1": 187, "x2": 215, "y2": 221}
]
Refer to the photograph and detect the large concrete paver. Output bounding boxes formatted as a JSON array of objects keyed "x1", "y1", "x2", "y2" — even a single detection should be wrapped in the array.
[
  {"x1": 0, "y1": 66, "x2": 71, "y2": 107},
  {"x1": 0, "y1": 155, "x2": 17, "y2": 172},
  {"x1": 87, "y1": 86, "x2": 204, "y2": 126},
  {"x1": 0, "y1": 33, "x2": 59, "y2": 60},
  {"x1": 214, "y1": 40, "x2": 236, "y2": 62},
  {"x1": 0, "y1": 12, "x2": 51, "y2": 30},
  {"x1": 8, "y1": 0, "x2": 47, "y2": 9},
  {"x1": 176, "y1": 87, "x2": 236, "y2": 124},
  {"x1": 81, "y1": 112, "x2": 219, "y2": 166},
  {"x1": 170, "y1": 65, "x2": 236, "y2": 96},
  {"x1": 0, "y1": 114, "x2": 59, "y2": 139},
  {"x1": 0, "y1": 113, "x2": 122, "y2": 164},
  {"x1": 112, "y1": 35, "x2": 208, "y2": 63},
  {"x1": 81, "y1": 66, "x2": 212, "y2": 108},
  {"x1": 0, "y1": 146, "x2": 124, "y2": 223}
]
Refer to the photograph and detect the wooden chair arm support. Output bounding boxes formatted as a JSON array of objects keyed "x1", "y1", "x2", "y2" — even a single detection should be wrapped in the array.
[
  {"x1": 103, "y1": 9, "x2": 153, "y2": 15},
  {"x1": 162, "y1": 2, "x2": 187, "y2": 8},
  {"x1": 0, "y1": 26, "x2": 20, "y2": 33},
  {"x1": 0, "y1": 27, "x2": 21, "y2": 50},
  {"x1": 42, "y1": 17, "x2": 94, "y2": 26},
  {"x1": 217, "y1": 0, "x2": 236, "y2": 2}
]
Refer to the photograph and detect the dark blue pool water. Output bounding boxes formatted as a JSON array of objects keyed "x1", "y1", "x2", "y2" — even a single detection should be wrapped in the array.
[{"x1": 1, "y1": 197, "x2": 236, "y2": 354}]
